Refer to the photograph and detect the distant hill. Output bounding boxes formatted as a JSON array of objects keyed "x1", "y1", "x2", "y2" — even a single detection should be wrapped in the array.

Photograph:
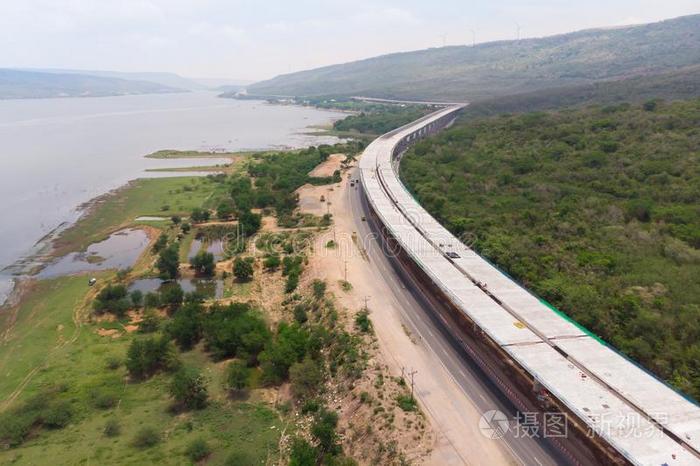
[
  {"x1": 21, "y1": 68, "x2": 204, "y2": 91},
  {"x1": 247, "y1": 14, "x2": 700, "y2": 102},
  {"x1": 0, "y1": 69, "x2": 185, "y2": 99}
]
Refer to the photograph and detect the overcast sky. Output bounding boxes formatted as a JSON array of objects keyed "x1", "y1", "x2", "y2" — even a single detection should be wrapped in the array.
[{"x1": 2, "y1": 0, "x2": 698, "y2": 82}]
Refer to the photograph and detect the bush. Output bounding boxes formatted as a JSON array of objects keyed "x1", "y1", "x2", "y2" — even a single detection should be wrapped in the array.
[
  {"x1": 104, "y1": 418, "x2": 121, "y2": 437},
  {"x1": 354, "y1": 310, "x2": 372, "y2": 333},
  {"x1": 396, "y1": 394, "x2": 417, "y2": 412},
  {"x1": 224, "y1": 451, "x2": 256, "y2": 466},
  {"x1": 185, "y1": 438, "x2": 211, "y2": 461},
  {"x1": 92, "y1": 390, "x2": 118, "y2": 410},
  {"x1": 169, "y1": 366, "x2": 208, "y2": 410},
  {"x1": 105, "y1": 356, "x2": 121, "y2": 370},
  {"x1": 263, "y1": 254, "x2": 281, "y2": 270},
  {"x1": 312, "y1": 279, "x2": 326, "y2": 300},
  {"x1": 130, "y1": 289, "x2": 143, "y2": 308},
  {"x1": 285, "y1": 272, "x2": 299, "y2": 294},
  {"x1": 42, "y1": 401, "x2": 73, "y2": 428},
  {"x1": 132, "y1": 426, "x2": 160, "y2": 448}
]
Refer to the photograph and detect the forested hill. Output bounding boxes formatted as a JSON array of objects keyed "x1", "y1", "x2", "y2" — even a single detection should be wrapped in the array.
[
  {"x1": 401, "y1": 99, "x2": 700, "y2": 399},
  {"x1": 247, "y1": 14, "x2": 700, "y2": 102},
  {"x1": 0, "y1": 69, "x2": 184, "y2": 99}
]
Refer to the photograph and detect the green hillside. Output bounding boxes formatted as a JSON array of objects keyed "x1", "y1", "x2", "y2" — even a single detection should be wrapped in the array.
[
  {"x1": 459, "y1": 65, "x2": 700, "y2": 119},
  {"x1": 401, "y1": 99, "x2": 700, "y2": 399},
  {"x1": 247, "y1": 14, "x2": 700, "y2": 102}
]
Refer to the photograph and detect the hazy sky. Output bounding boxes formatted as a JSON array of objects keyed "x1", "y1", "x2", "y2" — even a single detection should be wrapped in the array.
[{"x1": 2, "y1": 0, "x2": 698, "y2": 82}]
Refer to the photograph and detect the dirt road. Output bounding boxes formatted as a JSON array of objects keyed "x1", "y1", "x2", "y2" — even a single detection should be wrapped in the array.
[{"x1": 303, "y1": 170, "x2": 520, "y2": 465}]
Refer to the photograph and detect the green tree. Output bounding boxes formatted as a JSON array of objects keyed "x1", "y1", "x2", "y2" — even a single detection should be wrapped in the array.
[
  {"x1": 169, "y1": 366, "x2": 208, "y2": 410},
  {"x1": 217, "y1": 200, "x2": 235, "y2": 220},
  {"x1": 190, "y1": 250, "x2": 215, "y2": 276},
  {"x1": 159, "y1": 282, "x2": 184, "y2": 309},
  {"x1": 226, "y1": 360, "x2": 250, "y2": 392},
  {"x1": 152, "y1": 233, "x2": 168, "y2": 253},
  {"x1": 190, "y1": 208, "x2": 210, "y2": 223},
  {"x1": 289, "y1": 437, "x2": 318, "y2": 466},
  {"x1": 289, "y1": 356, "x2": 323, "y2": 399},
  {"x1": 130, "y1": 289, "x2": 143, "y2": 308},
  {"x1": 126, "y1": 336, "x2": 179, "y2": 380},
  {"x1": 167, "y1": 303, "x2": 202, "y2": 350},
  {"x1": 311, "y1": 408, "x2": 340, "y2": 455},
  {"x1": 238, "y1": 209, "x2": 262, "y2": 236},
  {"x1": 233, "y1": 257, "x2": 254, "y2": 282},
  {"x1": 93, "y1": 284, "x2": 130, "y2": 317},
  {"x1": 157, "y1": 244, "x2": 180, "y2": 280}
]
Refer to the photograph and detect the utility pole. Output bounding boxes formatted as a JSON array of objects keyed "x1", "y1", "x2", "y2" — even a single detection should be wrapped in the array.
[
  {"x1": 516, "y1": 22, "x2": 521, "y2": 42},
  {"x1": 408, "y1": 368, "x2": 418, "y2": 401},
  {"x1": 362, "y1": 295, "x2": 370, "y2": 311},
  {"x1": 344, "y1": 260, "x2": 348, "y2": 282}
]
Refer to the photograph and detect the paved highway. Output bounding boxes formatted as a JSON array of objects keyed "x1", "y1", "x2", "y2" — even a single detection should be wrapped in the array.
[{"x1": 345, "y1": 169, "x2": 575, "y2": 466}]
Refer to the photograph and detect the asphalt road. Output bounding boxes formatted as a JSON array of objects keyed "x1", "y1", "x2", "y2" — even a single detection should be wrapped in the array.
[{"x1": 346, "y1": 168, "x2": 574, "y2": 466}]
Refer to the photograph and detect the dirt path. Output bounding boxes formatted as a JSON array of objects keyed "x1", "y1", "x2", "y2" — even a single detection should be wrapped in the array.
[
  {"x1": 302, "y1": 169, "x2": 515, "y2": 465},
  {"x1": 308, "y1": 153, "x2": 345, "y2": 177}
]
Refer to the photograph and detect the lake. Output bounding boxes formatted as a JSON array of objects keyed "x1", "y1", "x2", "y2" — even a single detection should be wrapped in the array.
[{"x1": 0, "y1": 92, "x2": 342, "y2": 304}]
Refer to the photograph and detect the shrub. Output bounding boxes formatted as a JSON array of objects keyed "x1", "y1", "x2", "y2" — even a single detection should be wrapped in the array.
[
  {"x1": 285, "y1": 272, "x2": 299, "y2": 293},
  {"x1": 312, "y1": 279, "x2": 326, "y2": 300},
  {"x1": 263, "y1": 254, "x2": 281, "y2": 270},
  {"x1": 42, "y1": 401, "x2": 73, "y2": 428},
  {"x1": 104, "y1": 418, "x2": 121, "y2": 437},
  {"x1": 132, "y1": 426, "x2": 160, "y2": 448},
  {"x1": 185, "y1": 438, "x2": 211, "y2": 461},
  {"x1": 105, "y1": 356, "x2": 121, "y2": 370},
  {"x1": 396, "y1": 394, "x2": 417, "y2": 412},
  {"x1": 354, "y1": 310, "x2": 372, "y2": 333}
]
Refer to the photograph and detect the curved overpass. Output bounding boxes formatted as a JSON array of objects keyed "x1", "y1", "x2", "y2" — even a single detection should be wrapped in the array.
[{"x1": 358, "y1": 105, "x2": 700, "y2": 465}]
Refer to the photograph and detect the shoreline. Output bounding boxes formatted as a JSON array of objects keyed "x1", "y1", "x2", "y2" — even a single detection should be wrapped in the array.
[{"x1": 0, "y1": 98, "x2": 349, "y2": 307}]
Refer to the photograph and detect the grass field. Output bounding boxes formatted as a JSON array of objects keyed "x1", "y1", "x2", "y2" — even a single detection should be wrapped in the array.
[
  {"x1": 54, "y1": 176, "x2": 229, "y2": 256},
  {"x1": 0, "y1": 274, "x2": 282, "y2": 465}
]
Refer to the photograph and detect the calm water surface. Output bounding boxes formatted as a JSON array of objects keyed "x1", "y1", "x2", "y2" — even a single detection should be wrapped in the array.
[{"x1": 0, "y1": 92, "x2": 341, "y2": 303}]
